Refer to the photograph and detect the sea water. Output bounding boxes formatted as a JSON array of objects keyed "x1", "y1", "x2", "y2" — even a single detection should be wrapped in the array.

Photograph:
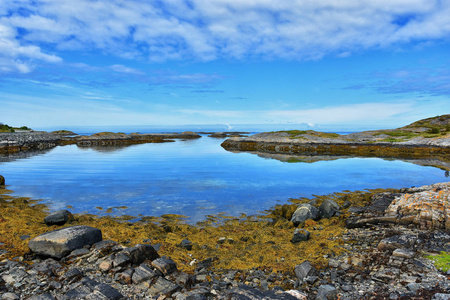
[{"x1": 0, "y1": 131, "x2": 447, "y2": 223}]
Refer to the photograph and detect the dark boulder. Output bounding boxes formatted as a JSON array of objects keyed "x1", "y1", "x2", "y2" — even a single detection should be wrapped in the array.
[
  {"x1": 291, "y1": 229, "x2": 310, "y2": 243},
  {"x1": 319, "y1": 199, "x2": 340, "y2": 218},
  {"x1": 44, "y1": 210, "x2": 74, "y2": 226},
  {"x1": 180, "y1": 239, "x2": 193, "y2": 250},
  {"x1": 123, "y1": 244, "x2": 159, "y2": 265},
  {"x1": 0, "y1": 175, "x2": 5, "y2": 186},
  {"x1": 291, "y1": 204, "x2": 319, "y2": 226},
  {"x1": 28, "y1": 225, "x2": 102, "y2": 259}
]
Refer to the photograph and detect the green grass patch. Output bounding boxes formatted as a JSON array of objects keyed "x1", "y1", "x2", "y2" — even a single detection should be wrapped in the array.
[
  {"x1": 425, "y1": 252, "x2": 450, "y2": 272},
  {"x1": 278, "y1": 130, "x2": 341, "y2": 139},
  {"x1": 375, "y1": 130, "x2": 418, "y2": 138}
]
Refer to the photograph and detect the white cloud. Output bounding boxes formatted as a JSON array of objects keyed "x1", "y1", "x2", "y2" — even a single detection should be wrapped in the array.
[
  {"x1": 1, "y1": 0, "x2": 449, "y2": 70},
  {"x1": 0, "y1": 22, "x2": 62, "y2": 73}
]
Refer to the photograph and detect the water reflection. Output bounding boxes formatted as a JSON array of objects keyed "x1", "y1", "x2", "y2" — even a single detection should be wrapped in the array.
[
  {"x1": 0, "y1": 138, "x2": 447, "y2": 223},
  {"x1": 247, "y1": 151, "x2": 450, "y2": 171}
]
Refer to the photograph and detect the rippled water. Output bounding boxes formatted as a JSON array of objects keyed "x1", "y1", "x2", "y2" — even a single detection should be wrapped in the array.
[{"x1": 0, "y1": 136, "x2": 447, "y2": 222}]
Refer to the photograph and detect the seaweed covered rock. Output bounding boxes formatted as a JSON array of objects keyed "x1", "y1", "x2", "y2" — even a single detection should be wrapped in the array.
[
  {"x1": 291, "y1": 204, "x2": 319, "y2": 226},
  {"x1": 291, "y1": 229, "x2": 310, "y2": 243},
  {"x1": 28, "y1": 226, "x2": 102, "y2": 259}
]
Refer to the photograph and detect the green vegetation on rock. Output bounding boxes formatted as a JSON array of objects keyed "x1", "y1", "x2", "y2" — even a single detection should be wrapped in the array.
[
  {"x1": 425, "y1": 252, "x2": 450, "y2": 272},
  {"x1": 0, "y1": 124, "x2": 32, "y2": 132},
  {"x1": 280, "y1": 130, "x2": 341, "y2": 139}
]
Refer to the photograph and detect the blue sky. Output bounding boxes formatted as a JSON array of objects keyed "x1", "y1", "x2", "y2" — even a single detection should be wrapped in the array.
[{"x1": 1, "y1": 0, "x2": 449, "y2": 131}]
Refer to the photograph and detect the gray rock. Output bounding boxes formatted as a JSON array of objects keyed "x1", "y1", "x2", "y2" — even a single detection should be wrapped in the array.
[
  {"x1": 2, "y1": 268, "x2": 28, "y2": 284},
  {"x1": 28, "y1": 225, "x2": 102, "y2": 259},
  {"x1": 111, "y1": 252, "x2": 131, "y2": 268},
  {"x1": 148, "y1": 277, "x2": 181, "y2": 297},
  {"x1": 319, "y1": 199, "x2": 340, "y2": 218},
  {"x1": 132, "y1": 264, "x2": 158, "y2": 284},
  {"x1": 406, "y1": 282, "x2": 420, "y2": 292},
  {"x1": 291, "y1": 204, "x2": 319, "y2": 226},
  {"x1": 224, "y1": 285, "x2": 305, "y2": 299},
  {"x1": 152, "y1": 257, "x2": 178, "y2": 276},
  {"x1": 294, "y1": 261, "x2": 318, "y2": 281},
  {"x1": 392, "y1": 248, "x2": 415, "y2": 259},
  {"x1": 19, "y1": 235, "x2": 30, "y2": 240},
  {"x1": 44, "y1": 210, "x2": 74, "y2": 226},
  {"x1": 123, "y1": 243, "x2": 159, "y2": 265},
  {"x1": 291, "y1": 229, "x2": 310, "y2": 243},
  {"x1": 377, "y1": 234, "x2": 417, "y2": 251},
  {"x1": 2, "y1": 293, "x2": 19, "y2": 300},
  {"x1": 27, "y1": 294, "x2": 55, "y2": 300},
  {"x1": 87, "y1": 282, "x2": 123, "y2": 300},
  {"x1": 60, "y1": 268, "x2": 83, "y2": 282},
  {"x1": 433, "y1": 294, "x2": 450, "y2": 300},
  {"x1": 316, "y1": 285, "x2": 337, "y2": 300},
  {"x1": 117, "y1": 268, "x2": 134, "y2": 284}
]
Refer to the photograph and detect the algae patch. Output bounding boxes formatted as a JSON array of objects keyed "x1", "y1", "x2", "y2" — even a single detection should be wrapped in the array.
[{"x1": 0, "y1": 187, "x2": 392, "y2": 274}]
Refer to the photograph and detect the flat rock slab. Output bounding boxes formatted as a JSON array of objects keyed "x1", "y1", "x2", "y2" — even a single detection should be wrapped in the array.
[{"x1": 28, "y1": 226, "x2": 102, "y2": 259}]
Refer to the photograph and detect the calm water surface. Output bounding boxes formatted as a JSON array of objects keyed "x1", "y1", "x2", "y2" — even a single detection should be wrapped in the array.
[{"x1": 0, "y1": 136, "x2": 447, "y2": 222}]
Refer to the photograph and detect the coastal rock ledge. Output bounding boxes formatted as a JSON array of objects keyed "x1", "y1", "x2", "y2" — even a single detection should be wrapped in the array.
[{"x1": 346, "y1": 182, "x2": 450, "y2": 230}]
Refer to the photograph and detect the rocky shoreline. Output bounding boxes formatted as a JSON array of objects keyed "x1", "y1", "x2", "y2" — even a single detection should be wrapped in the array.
[
  {"x1": 0, "y1": 132, "x2": 201, "y2": 154},
  {"x1": 221, "y1": 115, "x2": 450, "y2": 162},
  {"x1": 1, "y1": 181, "x2": 450, "y2": 299}
]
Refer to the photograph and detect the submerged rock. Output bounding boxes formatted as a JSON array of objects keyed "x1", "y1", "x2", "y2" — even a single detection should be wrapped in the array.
[{"x1": 28, "y1": 225, "x2": 102, "y2": 259}]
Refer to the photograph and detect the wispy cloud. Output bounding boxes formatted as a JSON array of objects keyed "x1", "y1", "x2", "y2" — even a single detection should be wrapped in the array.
[
  {"x1": 1, "y1": 0, "x2": 449, "y2": 73},
  {"x1": 177, "y1": 102, "x2": 417, "y2": 126},
  {"x1": 148, "y1": 72, "x2": 224, "y2": 85},
  {"x1": 110, "y1": 64, "x2": 145, "y2": 75}
]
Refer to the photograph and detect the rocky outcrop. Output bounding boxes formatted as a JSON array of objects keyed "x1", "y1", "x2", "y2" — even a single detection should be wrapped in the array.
[
  {"x1": 0, "y1": 131, "x2": 202, "y2": 154},
  {"x1": 0, "y1": 132, "x2": 62, "y2": 154},
  {"x1": 384, "y1": 183, "x2": 450, "y2": 230},
  {"x1": 208, "y1": 132, "x2": 249, "y2": 138},
  {"x1": 28, "y1": 226, "x2": 102, "y2": 259},
  {"x1": 346, "y1": 182, "x2": 450, "y2": 230},
  {"x1": 0, "y1": 175, "x2": 4, "y2": 186}
]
